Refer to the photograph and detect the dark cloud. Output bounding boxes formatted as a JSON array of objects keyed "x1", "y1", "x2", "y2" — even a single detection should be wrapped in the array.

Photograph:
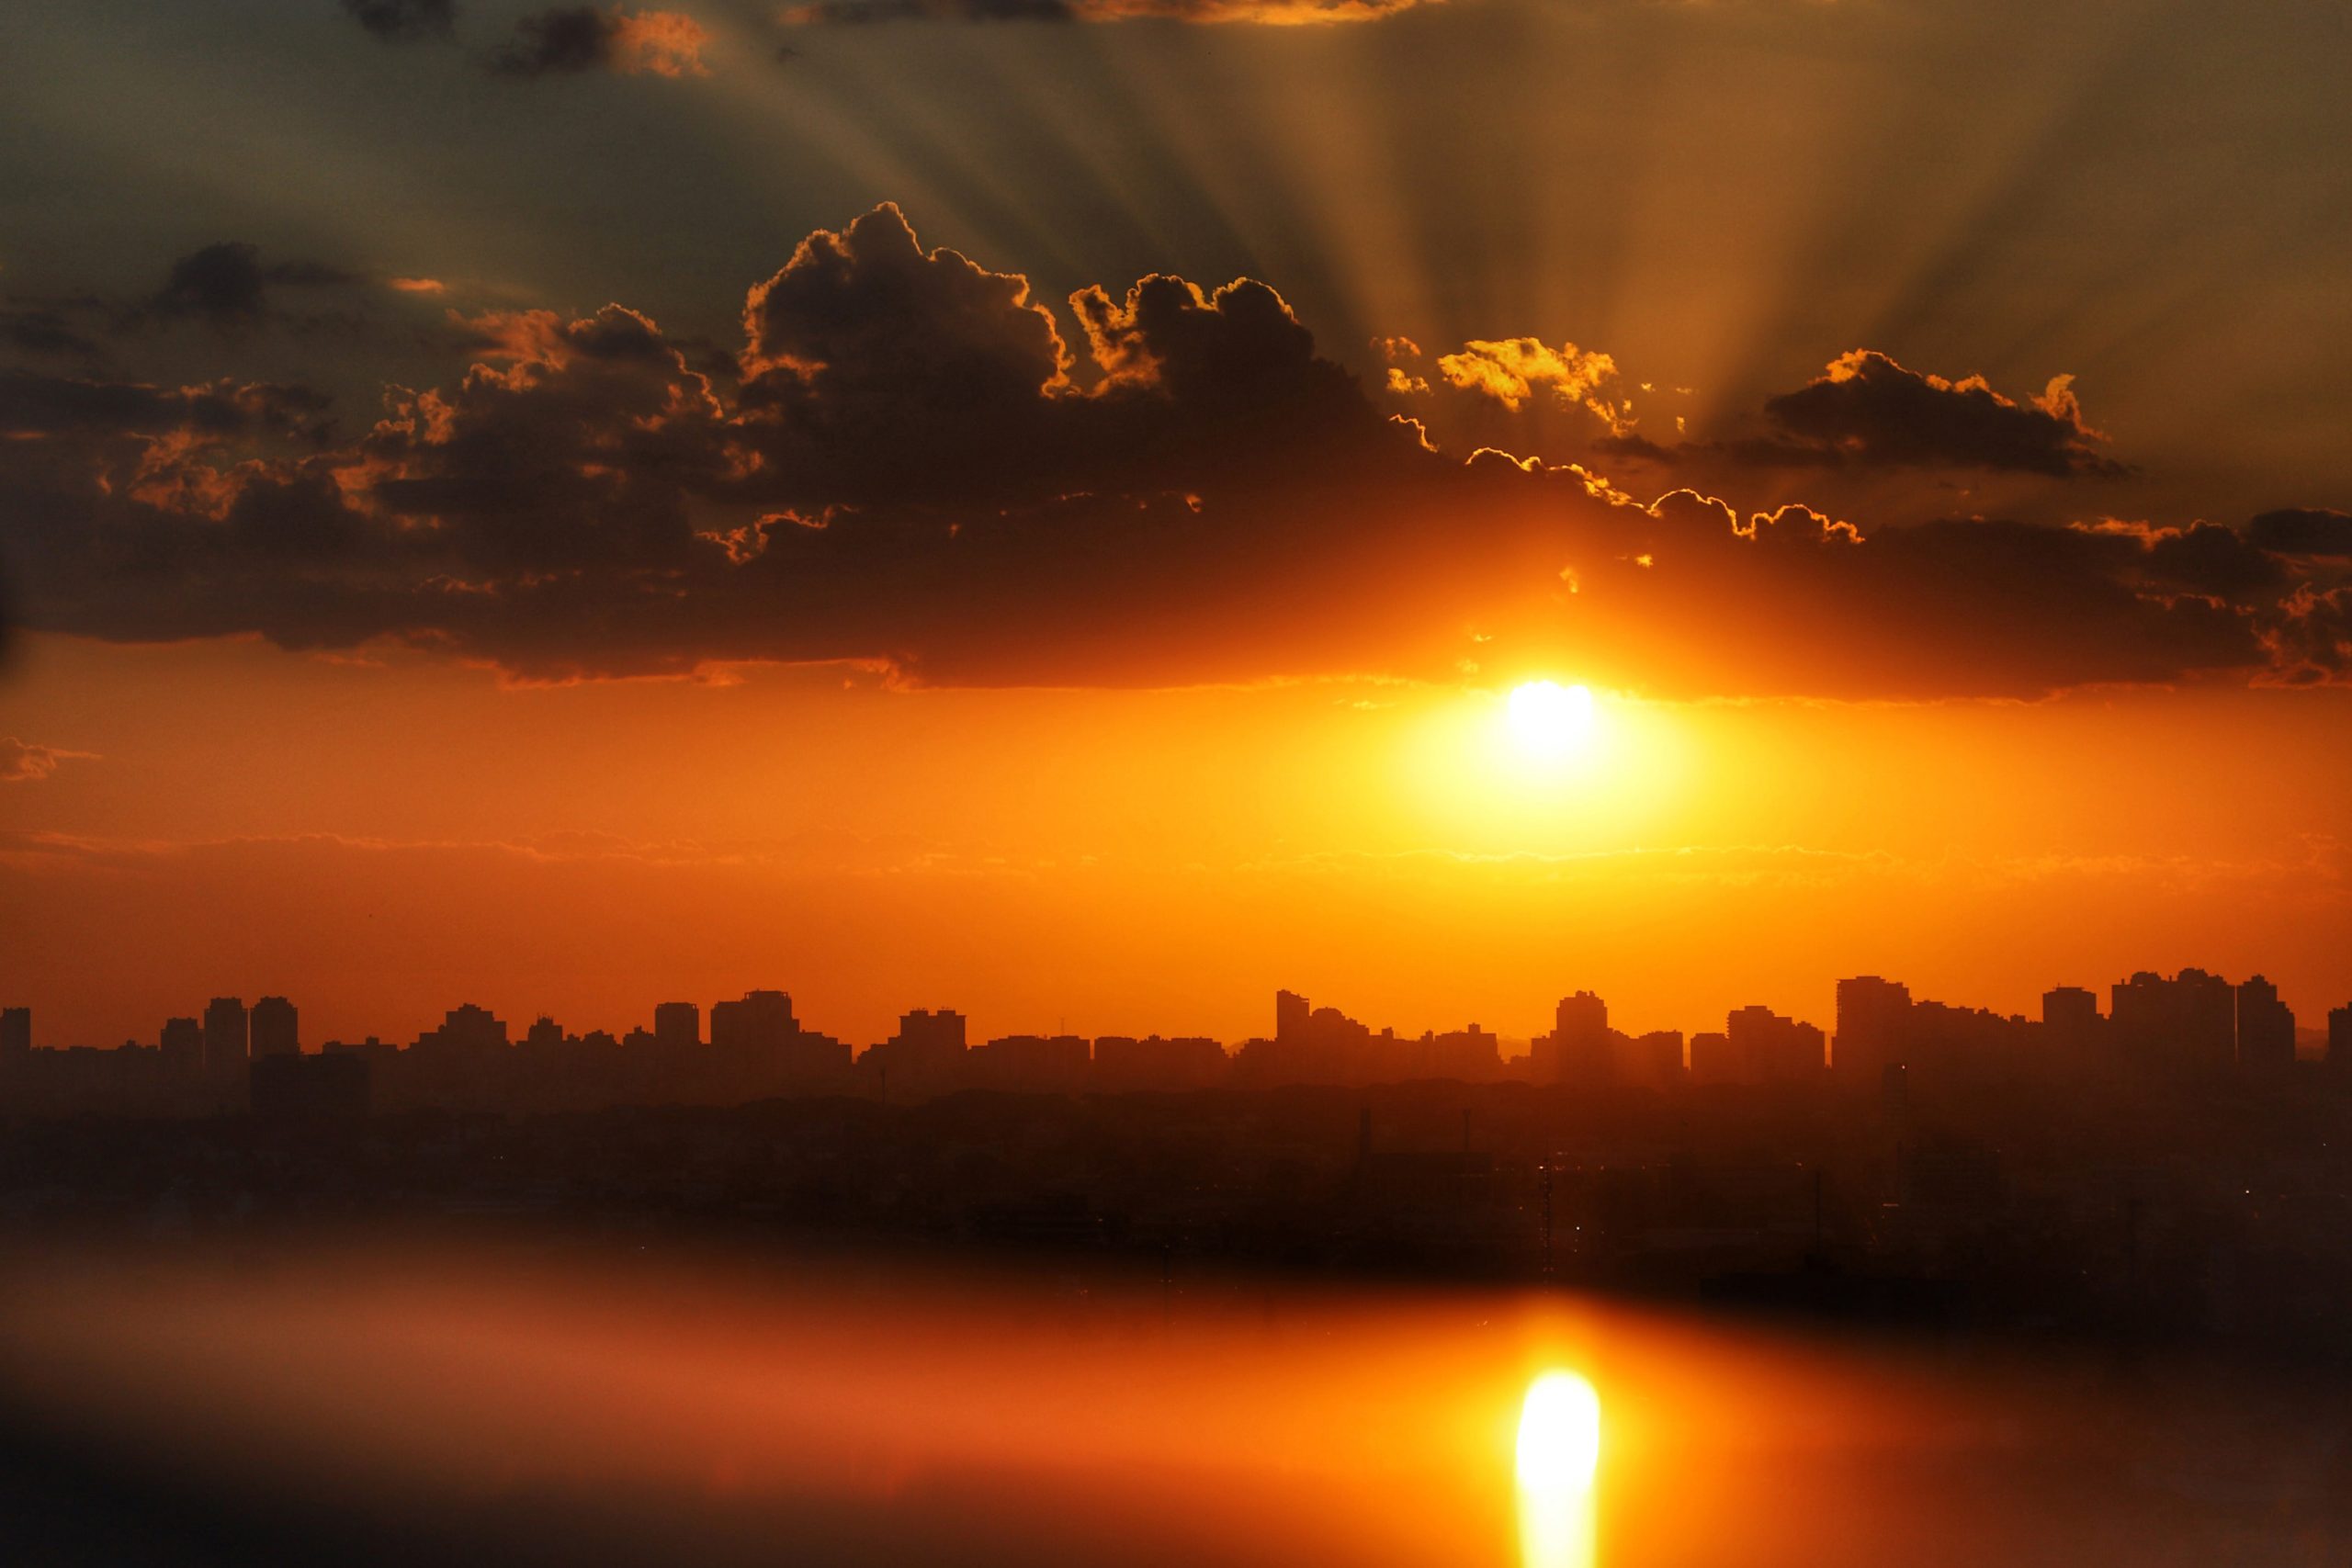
[
  {"x1": 1545, "y1": 494, "x2": 2261, "y2": 698},
  {"x1": 489, "y1": 7, "x2": 708, "y2": 77},
  {"x1": 491, "y1": 6, "x2": 615, "y2": 73},
  {"x1": 1, "y1": 308, "x2": 104, "y2": 364},
  {"x1": 1758, "y1": 349, "x2": 2127, "y2": 477},
  {"x1": 5, "y1": 205, "x2": 2341, "y2": 699},
  {"x1": 1589, "y1": 431, "x2": 1675, "y2": 465},
  {"x1": 2134, "y1": 520, "x2": 2288, "y2": 599},
  {"x1": 2247, "y1": 507, "x2": 2352, "y2": 557},
  {"x1": 147, "y1": 243, "x2": 359, "y2": 333},
  {"x1": 0, "y1": 369, "x2": 331, "y2": 440},
  {"x1": 778, "y1": 0, "x2": 1430, "y2": 21},
  {"x1": 783, "y1": 0, "x2": 1074, "y2": 21},
  {"x1": 342, "y1": 0, "x2": 458, "y2": 41}
]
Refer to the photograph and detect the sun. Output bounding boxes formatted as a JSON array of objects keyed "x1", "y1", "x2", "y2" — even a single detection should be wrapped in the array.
[
  {"x1": 1507, "y1": 681, "x2": 1598, "y2": 760},
  {"x1": 1517, "y1": 1370, "x2": 1602, "y2": 1493}
]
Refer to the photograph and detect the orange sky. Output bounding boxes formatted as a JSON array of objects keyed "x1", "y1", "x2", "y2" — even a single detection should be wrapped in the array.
[
  {"x1": 3, "y1": 0, "x2": 2349, "y2": 1049},
  {"x1": 6, "y1": 629, "x2": 2348, "y2": 1048}
]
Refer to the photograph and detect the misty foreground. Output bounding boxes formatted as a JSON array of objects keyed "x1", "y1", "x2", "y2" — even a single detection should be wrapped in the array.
[
  {"x1": 2, "y1": 1072, "x2": 2351, "y2": 1564},
  {"x1": 5, "y1": 1072, "x2": 2350, "y2": 1352}
]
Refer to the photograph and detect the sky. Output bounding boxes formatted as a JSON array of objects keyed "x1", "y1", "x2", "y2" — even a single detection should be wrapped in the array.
[{"x1": 3, "y1": 0, "x2": 2348, "y2": 1049}]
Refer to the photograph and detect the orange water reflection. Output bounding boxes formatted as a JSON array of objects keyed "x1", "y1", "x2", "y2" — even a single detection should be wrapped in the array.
[
  {"x1": 1518, "y1": 1371, "x2": 1600, "y2": 1568},
  {"x1": 0, "y1": 1240, "x2": 2342, "y2": 1567}
]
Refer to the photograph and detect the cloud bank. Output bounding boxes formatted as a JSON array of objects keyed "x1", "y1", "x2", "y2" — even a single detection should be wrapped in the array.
[
  {"x1": 490, "y1": 7, "x2": 710, "y2": 76},
  {"x1": 779, "y1": 0, "x2": 1436, "y2": 24},
  {"x1": 2, "y1": 205, "x2": 2344, "y2": 698},
  {"x1": 342, "y1": 0, "x2": 458, "y2": 42}
]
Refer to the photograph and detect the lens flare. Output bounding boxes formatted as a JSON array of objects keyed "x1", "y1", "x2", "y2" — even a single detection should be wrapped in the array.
[{"x1": 1507, "y1": 682, "x2": 1597, "y2": 761}]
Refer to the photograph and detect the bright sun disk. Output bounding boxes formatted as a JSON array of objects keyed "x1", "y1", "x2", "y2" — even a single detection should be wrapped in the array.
[
  {"x1": 1507, "y1": 681, "x2": 1597, "y2": 760},
  {"x1": 1517, "y1": 1370, "x2": 1603, "y2": 1494}
]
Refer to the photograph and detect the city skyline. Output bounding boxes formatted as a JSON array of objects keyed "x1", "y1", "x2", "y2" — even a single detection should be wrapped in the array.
[{"x1": 10, "y1": 959, "x2": 2346, "y2": 1087}]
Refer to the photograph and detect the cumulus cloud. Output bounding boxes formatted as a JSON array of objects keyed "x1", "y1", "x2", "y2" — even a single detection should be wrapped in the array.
[
  {"x1": 780, "y1": 0, "x2": 1433, "y2": 22},
  {"x1": 490, "y1": 6, "x2": 710, "y2": 76},
  {"x1": 1427, "y1": 338, "x2": 1622, "y2": 418},
  {"x1": 1755, "y1": 349, "x2": 2126, "y2": 477},
  {"x1": 1381, "y1": 333, "x2": 1635, "y2": 457},
  {"x1": 1, "y1": 739, "x2": 97, "y2": 784},
  {"x1": 342, "y1": 0, "x2": 458, "y2": 41},
  {"x1": 3, "y1": 205, "x2": 2343, "y2": 699},
  {"x1": 729, "y1": 204, "x2": 1369, "y2": 510}
]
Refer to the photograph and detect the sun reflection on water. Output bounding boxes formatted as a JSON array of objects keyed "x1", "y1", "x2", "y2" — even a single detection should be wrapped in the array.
[{"x1": 1517, "y1": 1371, "x2": 1600, "y2": 1568}]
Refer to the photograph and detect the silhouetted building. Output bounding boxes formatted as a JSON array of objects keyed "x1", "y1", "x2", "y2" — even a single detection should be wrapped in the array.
[
  {"x1": 1555, "y1": 991, "x2": 1608, "y2": 1039},
  {"x1": 322, "y1": 1036, "x2": 398, "y2": 1066},
  {"x1": 2331, "y1": 1004, "x2": 2352, "y2": 1072},
  {"x1": 1093, "y1": 1033, "x2": 1228, "y2": 1092},
  {"x1": 898, "y1": 1009, "x2": 965, "y2": 1055},
  {"x1": 1274, "y1": 989, "x2": 1311, "y2": 1043},
  {"x1": 652, "y1": 1001, "x2": 701, "y2": 1051},
  {"x1": 251, "y1": 1051, "x2": 369, "y2": 1119},
  {"x1": 1687, "y1": 1030, "x2": 1736, "y2": 1085},
  {"x1": 1901, "y1": 998, "x2": 2026, "y2": 1082},
  {"x1": 1532, "y1": 991, "x2": 1611, "y2": 1084},
  {"x1": 2041, "y1": 986, "x2": 2102, "y2": 1072},
  {"x1": 865, "y1": 1008, "x2": 968, "y2": 1097},
  {"x1": 1834, "y1": 976, "x2": 1911, "y2": 1081},
  {"x1": 1403, "y1": 1024, "x2": 1505, "y2": 1082},
  {"x1": 710, "y1": 990, "x2": 796, "y2": 1053},
  {"x1": 1238, "y1": 997, "x2": 1380, "y2": 1085},
  {"x1": 1616, "y1": 1029, "x2": 1686, "y2": 1090},
  {"x1": 202, "y1": 997, "x2": 248, "y2": 1076},
  {"x1": 2042, "y1": 986, "x2": 2098, "y2": 1032},
  {"x1": 416, "y1": 1003, "x2": 508, "y2": 1055},
  {"x1": 0, "y1": 1007, "x2": 28, "y2": 1057},
  {"x1": 1726, "y1": 1005, "x2": 1826, "y2": 1082},
  {"x1": 2235, "y1": 975, "x2": 2295, "y2": 1071},
  {"x1": 970, "y1": 1033, "x2": 1091, "y2": 1093},
  {"x1": 2111, "y1": 969, "x2": 2235, "y2": 1077},
  {"x1": 250, "y1": 995, "x2": 299, "y2": 1058},
  {"x1": 159, "y1": 1016, "x2": 203, "y2": 1073}
]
